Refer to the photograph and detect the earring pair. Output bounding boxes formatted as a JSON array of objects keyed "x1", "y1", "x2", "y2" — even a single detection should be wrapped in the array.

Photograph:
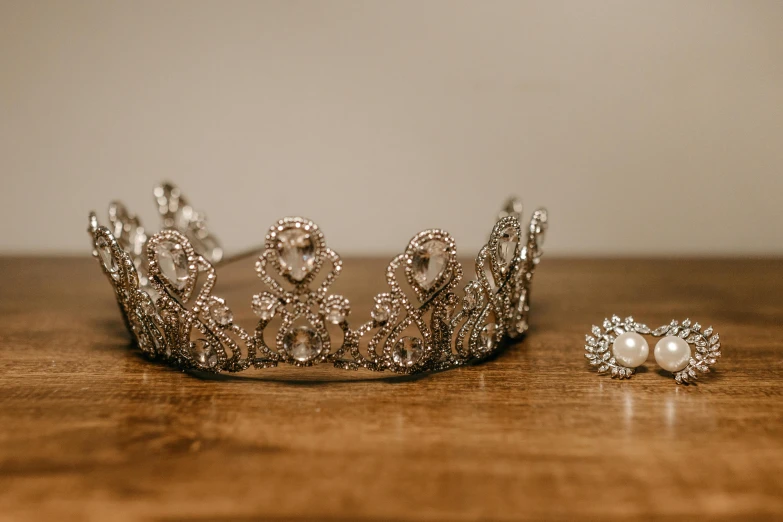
[{"x1": 584, "y1": 316, "x2": 721, "y2": 384}]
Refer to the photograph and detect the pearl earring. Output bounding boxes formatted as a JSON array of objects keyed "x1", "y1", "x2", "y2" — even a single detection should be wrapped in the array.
[{"x1": 584, "y1": 316, "x2": 722, "y2": 384}]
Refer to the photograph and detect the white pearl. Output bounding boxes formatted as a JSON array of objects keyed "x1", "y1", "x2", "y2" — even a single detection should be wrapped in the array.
[
  {"x1": 654, "y1": 335, "x2": 691, "y2": 372},
  {"x1": 612, "y1": 332, "x2": 649, "y2": 368}
]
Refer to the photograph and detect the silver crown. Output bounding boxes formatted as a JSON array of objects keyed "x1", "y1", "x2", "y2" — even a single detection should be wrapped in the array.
[{"x1": 88, "y1": 182, "x2": 548, "y2": 375}]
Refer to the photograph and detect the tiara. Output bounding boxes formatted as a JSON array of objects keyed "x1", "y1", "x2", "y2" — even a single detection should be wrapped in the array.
[{"x1": 88, "y1": 183, "x2": 548, "y2": 375}]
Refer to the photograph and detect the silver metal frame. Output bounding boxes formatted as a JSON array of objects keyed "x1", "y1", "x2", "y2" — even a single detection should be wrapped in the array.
[{"x1": 88, "y1": 182, "x2": 548, "y2": 375}]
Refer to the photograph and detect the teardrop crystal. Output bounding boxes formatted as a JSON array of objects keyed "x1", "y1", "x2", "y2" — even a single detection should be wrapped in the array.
[
  {"x1": 283, "y1": 326, "x2": 322, "y2": 362},
  {"x1": 157, "y1": 241, "x2": 189, "y2": 291},
  {"x1": 276, "y1": 228, "x2": 316, "y2": 282},
  {"x1": 497, "y1": 226, "x2": 519, "y2": 269},
  {"x1": 411, "y1": 239, "x2": 448, "y2": 291},
  {"x1": 480, "y1": 323, "x2": 498, "y2": 351}
]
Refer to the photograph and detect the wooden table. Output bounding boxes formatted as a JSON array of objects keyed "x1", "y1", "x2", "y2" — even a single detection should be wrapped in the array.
[{"x1": 1, "y1": 257, "x2": 781, "y2": 521}]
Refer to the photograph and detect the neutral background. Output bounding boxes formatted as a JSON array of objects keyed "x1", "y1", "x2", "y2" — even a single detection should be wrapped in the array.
[{"x1": 1, "y1": 0, "x2": 782, "y2": 256}]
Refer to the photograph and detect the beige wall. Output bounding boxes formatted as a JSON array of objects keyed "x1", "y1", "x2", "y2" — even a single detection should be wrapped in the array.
[{"x1": 1, "y1": 0, "x2": 782, "y2": 256}]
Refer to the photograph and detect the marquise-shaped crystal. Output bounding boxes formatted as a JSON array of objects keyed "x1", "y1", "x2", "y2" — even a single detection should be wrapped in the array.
[
  {"x1": 276, "y1": 229, "x2": 316, "y2": 282},
  {"x1": 497, "y1": 226, "x2": 519, "y2": 269},
  {"x1": 157, "y1": 241, "x2": 190, "y2": 291},
  {"x1": 95, "y1": 237, "x2": 118, "y2": 277},
  {"x1": 535, "y1": 224, "x2": 546, "y2": 251},
  {"x1": 411, "y1": 239, "x2": 448, "y2": 291}
]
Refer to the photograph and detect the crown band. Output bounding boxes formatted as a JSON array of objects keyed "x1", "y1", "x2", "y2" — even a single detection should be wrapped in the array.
[{"x1": 88, "y1": 183, "x2": 548, "y2": 375}]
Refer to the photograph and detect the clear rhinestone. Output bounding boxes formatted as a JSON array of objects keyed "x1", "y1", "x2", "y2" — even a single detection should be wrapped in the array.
[
  {"x1": 187, "y1": 210, "x2": 207, "y2": 232},
  {"x1": 190, "y1": 339, "x2": 218, "y2": 368},
  {"x1": 411, "y1": 239, "x2": 448, "y2": 291},
  {"x1": 153, "y1": 335, "x2": 167, "y2": 356},
  {"x1": 129, "y1": 314, "x2": 141, "y2": 335},
  {"x1": 276, "y1": 228, "x2": 316, "y2": 282},
  {"x1": 444, "y1": 301, "x2": 456, "y2": 321},
  {"x1": 480, "y1": 323, "x2": 498, "y2": 351},
  {"x1": 108, "y1": 201, "x2": 142, "y2": 242},
  {"x1": 137, "y1": 334, "x2": 154, "y2": 354},
  {"x1": 195, "y1": 235, "x2": 223, "y2": 264},
  {"x1": 371, "y1": 301, "x2": 392, "y2": 323},
  {"x1": 108, "y1": 202, "x2": 126, "y2": 235},
  {"x1": 283, "y1": 326, "x2": 322, "y2": 362},
  {"x1": 152, "y1": 329, "x2": 169, "y2": 357},
  {"x1": 535, "y1": 225, "x2": 546, "y2": 251},
  {"x1": 139, "y1": 292, "x2": 156, "y2": 315},
  {"x1": 325, "y1": 308, "x2": 345, "y2": 324},
  {"x1": 132, "y1": 311, "x2": 165, "y2": 356},
  {"x1": 516, "y1": 319, "x2": 528, "y2": 334},
  {"x1": 516, "y1": 289, "x2": 528, "y2": 315},
  {"x1": 251, "y1": 293, "x2": 278, "y2": 321},
  {"x1": 95, "y1": 237, "x2": 118, "y2": 277},
  {"x1": 392, "y1": 337, "x2": 423, "y2": 367},
  {"x1": 502, "y1": 197, "x2": 523, "y2": 218},
  {"x1": 129, "y1": 227, "x2": 147, "y2": 257},
  {"x1": 323, "y1": 298, "x2": 348, "y2": 324},
  {"x1": 497, "y1": 226, "x2": 519, "y2": 268},
  {"x1": 129, "y1": 314, "x2": 151, "y2": 353},
  {"x1": 463, "y1": 285, "x2": 482, "y2": 310},
  {"x1": 174, "y1": 205, "x2": 196, "y2": 231},
  {"x1": 209, "y1": 299, "x2": 233, "y2": 326},
  {"x1": 157, "y1": 241, "x2": 189, "y2": 291}
]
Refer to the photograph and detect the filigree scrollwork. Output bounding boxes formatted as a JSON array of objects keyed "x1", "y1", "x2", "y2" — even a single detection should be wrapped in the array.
[
  {"x1": 146, "y1": 229, "x2": 252, "y2": 373},
  {"x1": 153, "y1": 182, "x2": 223, "y2": 264},
  {"x1": 508, "y1": 206, "x2": 548, "y2": 338},
  {"x1": 88, "y1": 183, "x2": 549, "y2": 376},
  {"x1": 89, "y1": 213, "x2": 167, "y2": 360},
  {"x1": 108, "y1": 201, "x2": 148, "y2": 283},
  {"x1": 96, "y1": 184, "x2": 222, "y2": 290},
  {"x1": 252, "y1": 218, "x2": 349, "y2": 368},
  {"x1": 348, "y1": 229, "x2": 463, "y2": 374}
]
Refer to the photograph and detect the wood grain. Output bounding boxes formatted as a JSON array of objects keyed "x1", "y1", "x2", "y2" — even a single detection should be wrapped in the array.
[{"x1": 0, "y1": 256, "x2": 782, "y2": 521}]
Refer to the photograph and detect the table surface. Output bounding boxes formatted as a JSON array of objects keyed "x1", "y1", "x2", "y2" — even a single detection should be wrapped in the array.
[{"x1": 1, "y1": 256, "x2": 781, "y2": 521}]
